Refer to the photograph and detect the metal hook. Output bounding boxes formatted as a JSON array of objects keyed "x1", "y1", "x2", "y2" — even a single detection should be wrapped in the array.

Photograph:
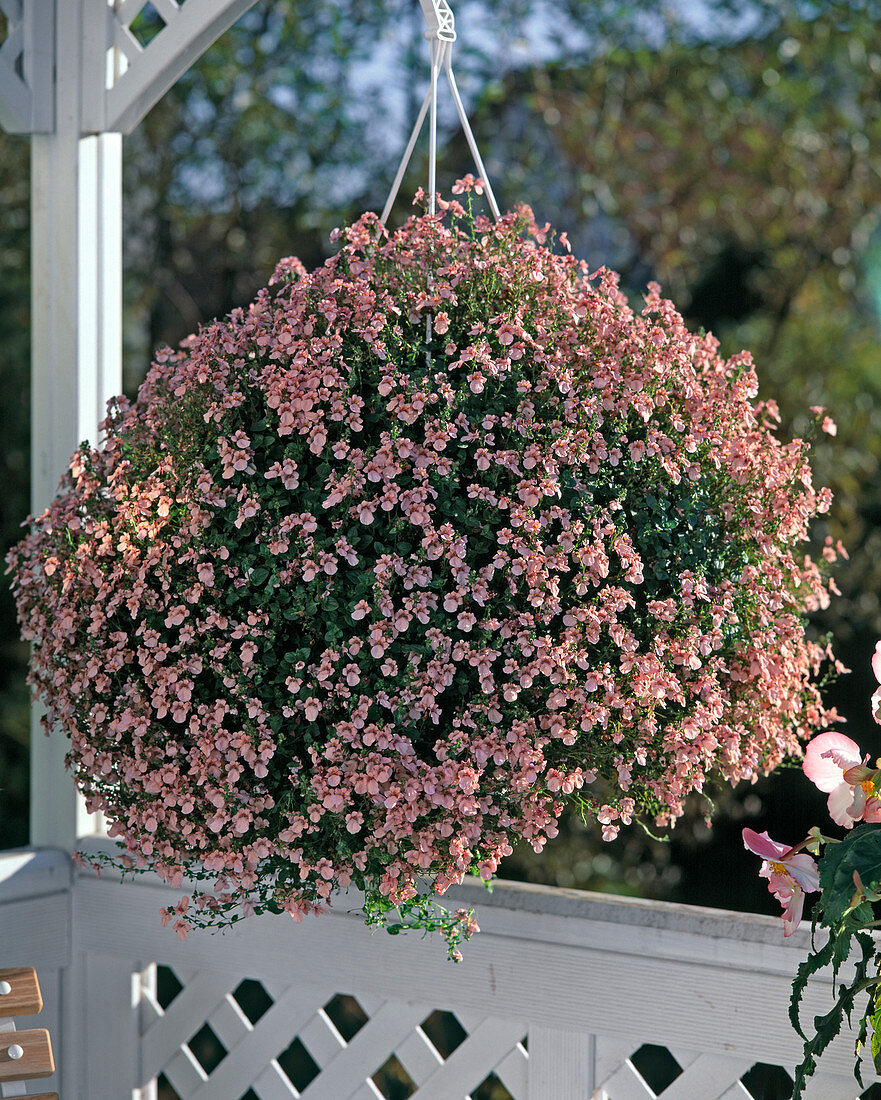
[
  {"x1": 418, "y1": 0, "x2": 456, "y2": 42},
  {"x1": 380, "y1": 0, "x2": 501, "y2": 224}
]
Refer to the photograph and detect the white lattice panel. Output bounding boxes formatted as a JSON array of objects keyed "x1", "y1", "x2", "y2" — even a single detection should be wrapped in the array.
[
  {"x1": 137, "y1": 963, "x2": 855, "y2": 1100},
  {"x1": 139, "y1": 964, "x2": 528, "y2": 1100},
  {"x1": 591, "y1": 1037, "x2": 854, "y2": 1100},
  {"x1": 2, "y1": 851, "x2": 871, "y2": 1099}
]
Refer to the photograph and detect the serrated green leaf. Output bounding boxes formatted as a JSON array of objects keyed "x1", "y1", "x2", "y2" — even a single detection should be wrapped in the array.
[
  {"x1": 819, "y1": 827, "x2": 881, "y2": 924},
  {"x1": 871, "y1": 990, "x2": 881, "y2": 1074},
  {"x1": 790, "y1": 935, "x2": 835, "y2": 1038}
]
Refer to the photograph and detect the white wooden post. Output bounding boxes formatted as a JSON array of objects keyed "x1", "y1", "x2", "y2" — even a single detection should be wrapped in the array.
[
  {"x1": 0, "y1": 0, "x2": 260, "y2": 851},
  {"x1": 29, "y1": 0, "x2": 123, "y2": 848}
]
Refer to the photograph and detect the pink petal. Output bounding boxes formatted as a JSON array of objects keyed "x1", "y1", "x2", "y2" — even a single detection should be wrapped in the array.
[
  {"x1": 785, "y1": 852, "x2": 820, "y2": 894},
  {"x1": 781, "y1": 884, "x2": 805, "y2": 936},
  {"x1": 827, "y1": 782, "x2": 860, "y2": 829},
  {"x1": 864, "y1": 797, "x2": 881, "y2": 823},
  {"x1": 872, "y1": 641, "x2": 881, "y2": 685},
  {"x1": 763, "y1": 870, "x2": 807, "y2": 935},
  {"x1": 803, "y1": 732, "x2": 861, "y2": 792},
  {"x1": 742, "y1": 828, "x2": 789, "y2": 860},
  {"x1": 848, "y1": 784, "x2": 869, "y2": 821}
]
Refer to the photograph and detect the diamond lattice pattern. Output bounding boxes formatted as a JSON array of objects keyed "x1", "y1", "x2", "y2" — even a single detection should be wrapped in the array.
[
  {"x1": 594, "y1": 1037, "x2": 799, "y2": 1099},
  {"x1": 142, "y1": 965, "x2": 528, "y2": 1099},
  {"x1": 143, "y1": 966, "x2": 828, "y2": 1099}
]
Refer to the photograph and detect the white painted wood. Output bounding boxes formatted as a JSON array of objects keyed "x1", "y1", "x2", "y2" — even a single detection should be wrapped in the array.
[
  {"x1": 134, "y1": 965, "x2": 159, "y2": 1100},
  {"x1": 657, "y1": 1053, "x2": 749, "y2": 1099},
  {"x1": 0, "y1": 894, "x2": 70, "y2": 971},
  {"x1": 596, "y1": 1059, "x2": 657, "y2": 1099},
  {"x1": 3, "y1": 847, "x2": 877, "y2": 1098},
  {"x1": 0, "y1": 0, "x2": 53, "y2": 132},
  {"x1": 83, "y1": 953, "x2": 138, "y2": 1100},
  {"x1": 100, "y1": 0, "x2": 258, "y2": 133},
  {"x1": 71, "y1": 868, "x2": 865, "y2": 1080},
  {"x1": 297, "y1": 1003, "x2": 430, "y2": 1100},
  {"x1": 184, "y1": 983, "x2": 334, "y2": 1100},
  {"x1": 348, "y1": 1080, "x2": 386, "y2": 1100},
  {"x1": 528, "y1": 1026, "x2": 594, "y2": 1099},
  {"x1": 413, "y1": 1017, "x2": 528, "y2": 1099},
  {"x1": 250, "y1": 1060, "x2": 299, "y2": 1100},
  {"x1": 492, "y1": 1041, "x2": 528, "y2": 1098},
  {"x1": 29, "y1": 0, "x2": 122, "y2": 849},
  {"x1": 594, "y1": 1037, "x2": 637, "y2": 1086},
  {"x1": 394, "y1": 1026, "x2": 444, "y2": 1085},
  {"x1": 204, "y1": 990, "x2": 252, "y2": 1052},
  {"x1": 716, "y1": 1084, "x2": 754, "y2": 1100},
  {"x1": 298, "y1": 1008, "x2": 346, "y2": 1067},
  {"x1": 55, "y1": 950, "x2": 87, "y2": 1100},
  {"x1": 801, "y1": 1070, "x2": 865, "y2": 1099},
  {"x1": 163, "y1": 1043, "x2": 208, "y2": 1095},
  {"x1": 141, "y1": 971, "x2": 238, "y2": 1081}
]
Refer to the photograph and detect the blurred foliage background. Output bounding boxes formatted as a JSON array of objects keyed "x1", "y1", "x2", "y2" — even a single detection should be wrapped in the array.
[{"x1": 3, "y1": 0, "x2": 881, "y2": 928}]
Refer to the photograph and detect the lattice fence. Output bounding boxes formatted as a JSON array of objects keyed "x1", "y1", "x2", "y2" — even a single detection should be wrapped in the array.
[
  {"x1": 140, "y1": 964, "x2": 528, "y2": 1100},
  {"x1": 5, "y1": 848, "x2": 875, "y2": 1099},
  {"x1": 139, "y1": 963, "x2": 850, "y2": 1100}
]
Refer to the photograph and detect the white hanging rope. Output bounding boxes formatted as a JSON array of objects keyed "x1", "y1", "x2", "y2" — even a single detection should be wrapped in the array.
[{"x1": 380, "y1": 0, "x2": 501, "y2": 224}]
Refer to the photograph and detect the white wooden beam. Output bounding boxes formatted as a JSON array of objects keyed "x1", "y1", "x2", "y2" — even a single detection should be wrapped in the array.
[{"x1": 92, "y1": 0, "x2": 258, "y2": 134}]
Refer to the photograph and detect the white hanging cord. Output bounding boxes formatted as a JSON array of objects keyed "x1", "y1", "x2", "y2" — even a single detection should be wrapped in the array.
[{"x1": 380, "y1": 0, "x2": 501, "y2": 224}]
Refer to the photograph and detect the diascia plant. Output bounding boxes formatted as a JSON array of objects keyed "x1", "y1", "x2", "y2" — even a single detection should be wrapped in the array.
[{"x1": 8, "y1": 182, "x2": 839, "y2": 955}]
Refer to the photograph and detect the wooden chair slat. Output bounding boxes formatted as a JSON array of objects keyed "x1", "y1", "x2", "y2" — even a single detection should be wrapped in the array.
[
  {"x1": 0, "y1": 968, "x2": 42, "y2": 1017},
  {"x1": 0, "y1": 1027, "x2": 55, "y2": 1081}
]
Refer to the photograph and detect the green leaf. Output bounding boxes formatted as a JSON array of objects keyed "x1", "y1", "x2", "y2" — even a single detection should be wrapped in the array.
[
  {"x1": 790, "y1": 935, "x2": 835, "y2": 1039},
  {"x1": 818, "y1": 826, "x2": 881, "y2": 924},
  {"x1": 871, "y1": 989, "x2": 881, "y2": 1075}
]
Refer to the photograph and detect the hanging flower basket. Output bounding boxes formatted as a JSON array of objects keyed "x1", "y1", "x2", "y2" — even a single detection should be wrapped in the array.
[{"x1": 8, "y1": 185, "x2": 839, "y2": 954}]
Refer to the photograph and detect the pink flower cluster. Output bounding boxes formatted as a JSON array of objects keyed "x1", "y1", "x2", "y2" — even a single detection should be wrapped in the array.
[{"x1": 8, "y1": 182, "x2": 837, "y2": 945}]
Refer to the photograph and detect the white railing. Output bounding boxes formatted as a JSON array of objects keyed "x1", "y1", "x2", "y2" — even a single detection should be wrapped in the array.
[{"x1": 1, "y1": 840, "x2": 874, "y2": 1100}]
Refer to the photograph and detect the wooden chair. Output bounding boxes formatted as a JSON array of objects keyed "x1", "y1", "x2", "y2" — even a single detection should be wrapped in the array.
[{"x1": 0, "y1": 967, "x2": 57, "y2": 1099}]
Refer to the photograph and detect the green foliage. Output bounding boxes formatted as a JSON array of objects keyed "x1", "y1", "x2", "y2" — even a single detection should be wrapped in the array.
[
  {"x1": 789, "y1": 827, "x2": 881, "y2": 1094},
  {"x1": 818, "y1": 826, "x2": 881, "y2": 923}
]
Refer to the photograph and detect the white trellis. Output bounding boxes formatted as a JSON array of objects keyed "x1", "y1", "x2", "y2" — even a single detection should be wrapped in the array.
[{"x1": 0, "y1": 4, "x2": 875, "y2": 1099}]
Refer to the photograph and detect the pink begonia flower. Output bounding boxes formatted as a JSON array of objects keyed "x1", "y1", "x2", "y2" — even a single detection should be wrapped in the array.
[
  {"x1": 803, "y1": 731, "x2": 881, "y2": 829},
  {"x1": 742, "y1": 828, "x2": 819, "y2": 936},
  {"x1": 871, "y1": 640, "x2": 881, "y2": 723}
]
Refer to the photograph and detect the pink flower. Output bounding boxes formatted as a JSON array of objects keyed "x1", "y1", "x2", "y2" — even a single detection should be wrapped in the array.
[
  {"x1": 871, "y1": 641, "x2": 881, "y2": 723},
  {"x1": 742, "y1": 828, "x2": 819, "y2": 935},
  {"x1": 803, "y1": 732, "x2": 881, "y2": 829}
]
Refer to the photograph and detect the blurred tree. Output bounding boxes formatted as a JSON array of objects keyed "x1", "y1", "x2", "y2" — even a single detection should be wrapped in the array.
[{"x1": 120, "y1": 0, "x2": 630, "y2": 379}]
